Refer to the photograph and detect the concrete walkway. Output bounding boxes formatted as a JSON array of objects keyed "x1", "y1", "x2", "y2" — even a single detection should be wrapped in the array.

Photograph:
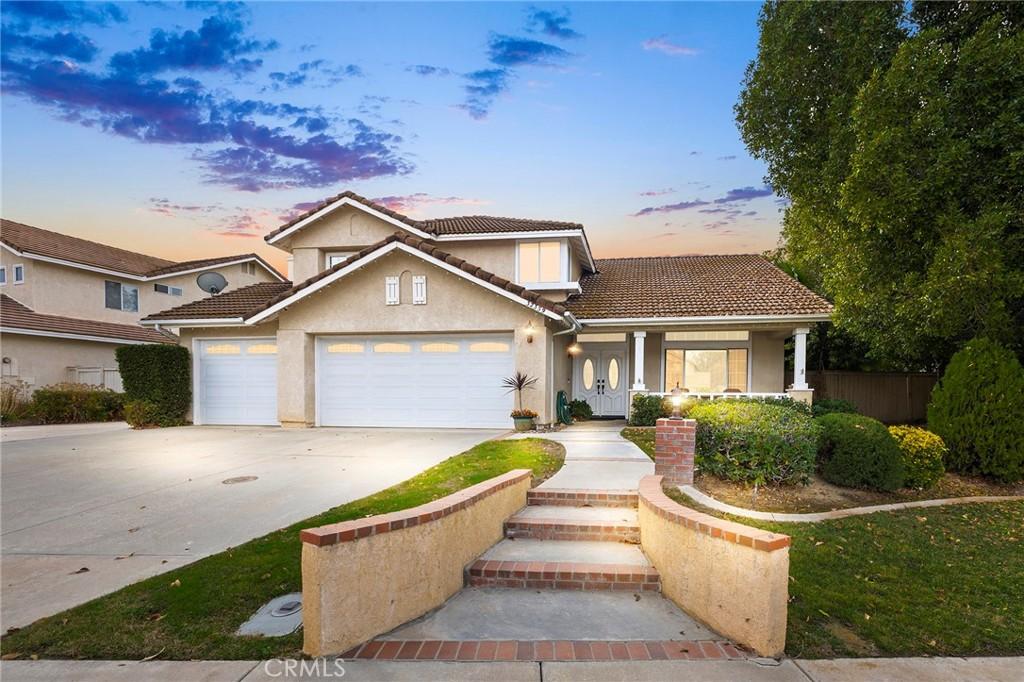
[
  {"x1": 680, "y1": 484, "x2": 1024, "y2": 523},
  {"x1": 5, "y1": 656, "x2": 1022, "y2": 681},
  {"x1": 509, "y1": 420, "x2": 653, "y2": 491},
  {"x1": 0, "y1": 420, "x2": 130, "y2": 443}
]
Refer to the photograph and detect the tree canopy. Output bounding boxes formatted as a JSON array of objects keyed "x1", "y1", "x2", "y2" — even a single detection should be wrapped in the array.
[{"x1": 737, "y1": 2, "x2": 1024, "y2": 369}]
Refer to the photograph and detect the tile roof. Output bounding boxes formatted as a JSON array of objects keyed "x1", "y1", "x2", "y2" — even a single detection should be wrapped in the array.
[
  {"x1": 142, "y1": 282, "x2": 293, "y2": 321},
  {"x1": 2, "y1": 219, "x2": 173, "y2": 276},
  {"x1": 248, "y1": 232, "x2": 568, "y2": 318},
  {"x1": 421, "y1": 215, "x2": 584, "y2": 235},
  {"x1": 1, "y1": 294, "x2": 175, "y2": 343},
  {"x1": 565, "y1": 254, "x2": 833, "y2": 319},
  {"x1": 2, "y1": 219, "x2": 284, "y2": 280},
  {"x1": 264, "y1": 189, "x2": 585, "y2": 241},
  {"x1": 145, "y1": 233, "x2": 568, "y2": 322}
]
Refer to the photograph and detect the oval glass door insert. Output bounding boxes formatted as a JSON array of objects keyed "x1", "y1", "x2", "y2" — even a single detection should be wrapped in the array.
[
  {"x1": 582, "y1": 358, "x2": 595, "y2": 390},
  {"x1": 608, "y1": 357, "x2": 620, "y2": 390}
]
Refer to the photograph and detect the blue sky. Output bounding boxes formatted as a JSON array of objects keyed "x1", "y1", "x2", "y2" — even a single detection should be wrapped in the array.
[{"x1": 1, "y1": 1, "x2": 780, "y2": 270}]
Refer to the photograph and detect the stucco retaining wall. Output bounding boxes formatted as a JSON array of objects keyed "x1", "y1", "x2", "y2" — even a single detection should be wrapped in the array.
[
  {"x1": 300, "y1": 469, "x2": 533, "y2": 656},
  {"x1": 637, "y1": 475, "x2": 790, "y2": 657}
]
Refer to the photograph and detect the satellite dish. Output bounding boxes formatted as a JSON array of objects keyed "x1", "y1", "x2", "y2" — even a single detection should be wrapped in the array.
[{"x1": 197, "y1": 271, "x2": 228, "y2": 294}]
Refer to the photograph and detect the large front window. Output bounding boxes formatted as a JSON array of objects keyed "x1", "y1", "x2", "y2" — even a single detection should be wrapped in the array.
[
  {"x1": 665, "y1": 348, "x2": 748, "y2": 393},
  {"x1": 518, "y1": 241, "x2": 562, "y2": 283}
]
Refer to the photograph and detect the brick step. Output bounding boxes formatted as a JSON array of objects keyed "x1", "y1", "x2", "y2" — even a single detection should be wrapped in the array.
[
  {"x1": 527, "y1": 488, "x2": 638, "y2": 508},
  {"x1": 466, "y1": 559, "x2": 660, "y2": 592},
  {"x1": 505, "y1": 505, "x2": 640, "y2": 543},
  {"x1": 343, "y1": 639, "x2": 744, "y2": 662}
]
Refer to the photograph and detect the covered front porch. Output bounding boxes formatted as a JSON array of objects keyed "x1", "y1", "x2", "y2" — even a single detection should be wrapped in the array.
[{"x1": 561, "y1": 324, "x2": 815, "y2": 418}]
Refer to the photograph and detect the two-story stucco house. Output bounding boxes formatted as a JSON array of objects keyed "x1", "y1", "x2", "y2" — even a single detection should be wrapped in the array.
[
  {"x1": 0, "y1": 219, "x2": 284, "y2": 392},
  {"x1": 140, "y1": 191, "x2": 832, "y2": 428}
]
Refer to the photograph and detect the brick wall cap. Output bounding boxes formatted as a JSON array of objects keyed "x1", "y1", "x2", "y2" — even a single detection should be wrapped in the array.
[
  {"x1": 638, "y1": 475, "x2": 790, "y2": 552},
  {"x1": 301, "y1": 469, "x2": 532, "y2": 547}
]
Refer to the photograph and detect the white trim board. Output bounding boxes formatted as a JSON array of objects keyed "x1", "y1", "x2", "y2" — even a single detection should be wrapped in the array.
[
  {"x1": 141, "y1": 317, "x2": 245, "y2": 327},
  {"x1": 0, "y1": 326, "x2": 160, "y2": 345},
  {"x1": 576, "y1": 314, "x2": 832, "y2": 326},
  {"x1": 266, "y1": 196, "x2": 433, "y2": 245},
  {"x1": 246, "y1": 241, "x2": 567, "y2": 325}
]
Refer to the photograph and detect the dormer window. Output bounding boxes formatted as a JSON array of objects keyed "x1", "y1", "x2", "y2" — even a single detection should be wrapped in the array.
[
  {"x1": 517, "y1": 241, "x2": 563, "y2": 284},
  {"x1": 326, "y1": 252, "x2": 355, "y2": 269}
]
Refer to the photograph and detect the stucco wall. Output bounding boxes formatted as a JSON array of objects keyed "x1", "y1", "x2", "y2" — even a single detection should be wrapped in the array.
[
  {"x1": 277, "y1": 249, "x2": 555, "y2": 424},
  {"x1": 301, "y1": 470, "x2": 532, "y2": 656},
  {"x1": 751, "y1": 331, "x2": 785, "y2": 392},
  {"x1": 0, "y1": 333, "x2": 122, "y2": 391},
  {"x1": 285, "y1": 205, "x2": 399, "y2": 282},
  {"x1": 0, "y1": 253, "x2": 274, "y2": 324},
  {"x1": 637, "y1": 475, "x2": 789, "y2": 657}
]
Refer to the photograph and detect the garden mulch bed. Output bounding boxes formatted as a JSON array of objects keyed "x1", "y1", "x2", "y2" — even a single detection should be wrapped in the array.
[{"x1": 694, "y1": 472, "x2": 1023, "y2": 514}]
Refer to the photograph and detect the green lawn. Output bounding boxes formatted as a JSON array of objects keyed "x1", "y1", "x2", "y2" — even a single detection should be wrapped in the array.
[
  {"x1": 665, "y1": 487, "x2": 1024, "y2": 658},
  {"x1": 0, "y1": 438, "x2": 564, "y2": 661}
]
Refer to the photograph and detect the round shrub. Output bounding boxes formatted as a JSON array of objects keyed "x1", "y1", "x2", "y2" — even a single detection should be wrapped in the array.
[
  {"x1": 812, "y1": 398, "x2": 858, "y2": 418},
  {"x1": 816, "y1": 413, "x2": 905, "y2": 491},
  {"x1": 569, "y1": 399, "x2": 593, "y2": 421},
  {"x1": 124, "y1": 400, "x2": 163, "y2": 428},
  {"x1": 628, "y1": 394, "x2": 671, "y2": 426},
  {"x1": 927, "y1": 338, "x2": 1024, "y2": 483},
  {"x1": 688, "y1": 400, "x2": 819, "y2": 486},
  {"x1": 888, "y1": 426, "x2": 946, "y2": 489}
]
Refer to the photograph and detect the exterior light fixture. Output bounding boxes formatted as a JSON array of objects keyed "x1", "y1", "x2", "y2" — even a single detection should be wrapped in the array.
[
  {"x1": 568, "y1": 343, "x2": 582, "y2": 355},
  {"x1": 670, "y1": 383, "x2": 684, "y2": 419},
  {"x1": 525, "y1": 321, "x2": 535, "y2": 344}
]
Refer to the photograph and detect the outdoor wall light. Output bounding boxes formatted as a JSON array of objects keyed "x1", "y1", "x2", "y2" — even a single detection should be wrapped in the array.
[
  {"x1": 670, "y1": 384, "x2": 684, "y2": 419},
  {"x1": 568, "y1": 343, "x2": 582, "y2": 355},
  {"x1": 525, "y1": 321, "x2": 535, "y2": 344}
]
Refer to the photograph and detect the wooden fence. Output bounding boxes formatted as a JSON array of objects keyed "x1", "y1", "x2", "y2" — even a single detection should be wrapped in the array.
[{"x1": 804, "y1": 371, "x2": 938, "y2": 424}]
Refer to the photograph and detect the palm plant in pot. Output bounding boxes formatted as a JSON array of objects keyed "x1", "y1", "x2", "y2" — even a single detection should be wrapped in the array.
[{"x1": 502, "y1": 371, "x2": 539, "y2": 431}]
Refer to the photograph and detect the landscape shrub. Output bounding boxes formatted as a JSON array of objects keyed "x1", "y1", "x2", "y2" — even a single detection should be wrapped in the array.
[
  {"x1": 569, "y1": 399, "x2": 593, "y2": 421},
  {"x1": 688, "y1": 400, "x2": 819, "y2": 486},
  {"x1": 812, "y1": 398, "x2": 858, "y2": 418},
  {"x1": 816, "y1": 413, "x2": 905, "y2": 491},
  {"x1": 888, "y1": 425, "x2": 946, "y2": 489},
  {"x1": 124, "y1": 400, "x2": 163, "y2": 428},
  {"x1": 927, "y1": 338, "x2": 1024, "y2": 483},
  {"x1": 0, "y1": 380, "x2": 32, "y2": 422},
  {"x1": 734, "y1": 394, "x2": 813, "y2": 416},
  {"x1": 627, "y1": 394, "x2": 671, "y2": 426},
  {"x1": 29, "y1": 383, "x2": 124, "y2": 424},
  {"x1": 116, "y1": 345, "x2": 191, "y2": 426}
]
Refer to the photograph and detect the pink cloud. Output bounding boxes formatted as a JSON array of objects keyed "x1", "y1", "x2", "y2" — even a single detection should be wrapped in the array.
[{"x1": 642, "y1": 37, "x2": 699, "y2": 57}]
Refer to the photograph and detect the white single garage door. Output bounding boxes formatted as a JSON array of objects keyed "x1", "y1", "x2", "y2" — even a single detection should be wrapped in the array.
[
  {"x1": 317, "y1": 334, "x2": 514, "y2": 428},
  {"x1": 197, "y1": 338, "x2": 278, "y2": 425}
]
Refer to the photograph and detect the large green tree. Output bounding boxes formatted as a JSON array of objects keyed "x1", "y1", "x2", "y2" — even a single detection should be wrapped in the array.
[{"x1": 738, "y1": 2, "x2": 1024, "y2": 369}]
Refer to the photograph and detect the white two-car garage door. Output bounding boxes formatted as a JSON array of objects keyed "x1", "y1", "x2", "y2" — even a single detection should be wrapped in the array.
[
  {"x1": 197, "y1": 338, "x2": 278, "y2": 425},
  {"x1": 317, "y1": 334, "x2": 514, "y2": 428}
]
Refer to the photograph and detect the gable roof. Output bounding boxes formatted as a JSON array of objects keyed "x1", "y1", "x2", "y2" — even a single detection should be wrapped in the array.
[
  {"x1": 142, "y1": 282, "x2": 293, "y2": 322},
  {"x1": 566, "y1": 255, "x2": 833, "y2": 321},
  {"x1": 265, "y1": 189, "x2": 588, "y2": 244},
  {"x1": 1, "y1": 294, "x2": 176, "y2": 344},
  {"x1": 143, "y1": 233, "x2": 568, "y2": 325},
  {"x1": 1, "y1": 219, "x2": 285, "y2": 281}
]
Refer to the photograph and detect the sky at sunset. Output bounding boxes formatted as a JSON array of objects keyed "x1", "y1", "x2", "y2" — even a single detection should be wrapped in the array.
[{"x1": 1, "y1": 1, "x2": 782, "y2": 272}]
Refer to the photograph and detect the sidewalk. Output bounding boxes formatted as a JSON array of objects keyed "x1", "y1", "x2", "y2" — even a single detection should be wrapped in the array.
[{"x1": 4, "y1": 656, "x2": 1022, "y2": 681}]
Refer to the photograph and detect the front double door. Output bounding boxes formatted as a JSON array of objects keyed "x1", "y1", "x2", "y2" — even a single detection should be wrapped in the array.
[{"x1": 574, "y1": 349, "x2": 627, "y2": 416}]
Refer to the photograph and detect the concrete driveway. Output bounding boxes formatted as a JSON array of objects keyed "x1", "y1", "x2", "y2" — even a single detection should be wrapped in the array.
[{"x1": 1, "y1": 424, "x2": 502, "y2": 631}]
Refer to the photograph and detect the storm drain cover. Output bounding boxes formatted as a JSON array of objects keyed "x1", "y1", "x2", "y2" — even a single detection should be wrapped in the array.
[
  {"x1": 237, "y1": 593, "x2": 303, "y2": 637},
  {"x1": 222, "y1": 476, "x2": 258, "y2": 485}
]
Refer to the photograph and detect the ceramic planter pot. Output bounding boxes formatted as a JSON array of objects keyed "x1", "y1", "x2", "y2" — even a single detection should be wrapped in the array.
[{"x1": 512, "y1": 416, "x2": 535, "y2": 432}]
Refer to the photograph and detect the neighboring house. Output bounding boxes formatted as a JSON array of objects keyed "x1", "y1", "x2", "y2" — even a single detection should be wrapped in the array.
[
  {"x1": 0, "y1": 219, "x2": 284, "y2": 392},
  {"x1": 141, "y1": 191, "x2": 832, "y2": 428}
]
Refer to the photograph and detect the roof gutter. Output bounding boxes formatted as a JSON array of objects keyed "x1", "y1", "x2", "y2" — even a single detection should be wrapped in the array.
[
  {"x1": 140, "y1": 317, "x2": 246, "y2": 327},
  {"x1": 575, "y1": 313, "x2": 833, "y2": 327},
  {"x1": 554, "y1": 311, "x2": 583, "y2": 335}
]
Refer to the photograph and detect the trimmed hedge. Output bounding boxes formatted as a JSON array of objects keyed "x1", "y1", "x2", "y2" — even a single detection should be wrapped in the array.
[
  {"x1": 688, "y1": 400, "x2": 819, "y2": 486},
  {"x1": 888, "y1": 426, "x2": 946, "y2": 489},
  {"x1": 30, "y1": 383, "x2": 124, "y2": 424},
  {"x1": 812, "y1": 398, "x2": 858, "y2": 418},
  {"x1": 116, "y1": 345, "x2": 191, "y2": 427},
  {"x1": 817, "y1": 413, "x2": 905, "y2": 491},
  {"x1": 628, "y1": 394, "x2": 672, "y2": 426},
  {"x1": 928, "y1": 338, "x2": 1024, "y2": 483}
]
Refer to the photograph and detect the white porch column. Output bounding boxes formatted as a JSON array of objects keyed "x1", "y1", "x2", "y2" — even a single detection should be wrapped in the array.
[
  {"x1": 632, "y1": 331, "x2": 647, "y2": 390},
  {"x1": 792, "y1": 327, "x2": 809, "y2": 390}
]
